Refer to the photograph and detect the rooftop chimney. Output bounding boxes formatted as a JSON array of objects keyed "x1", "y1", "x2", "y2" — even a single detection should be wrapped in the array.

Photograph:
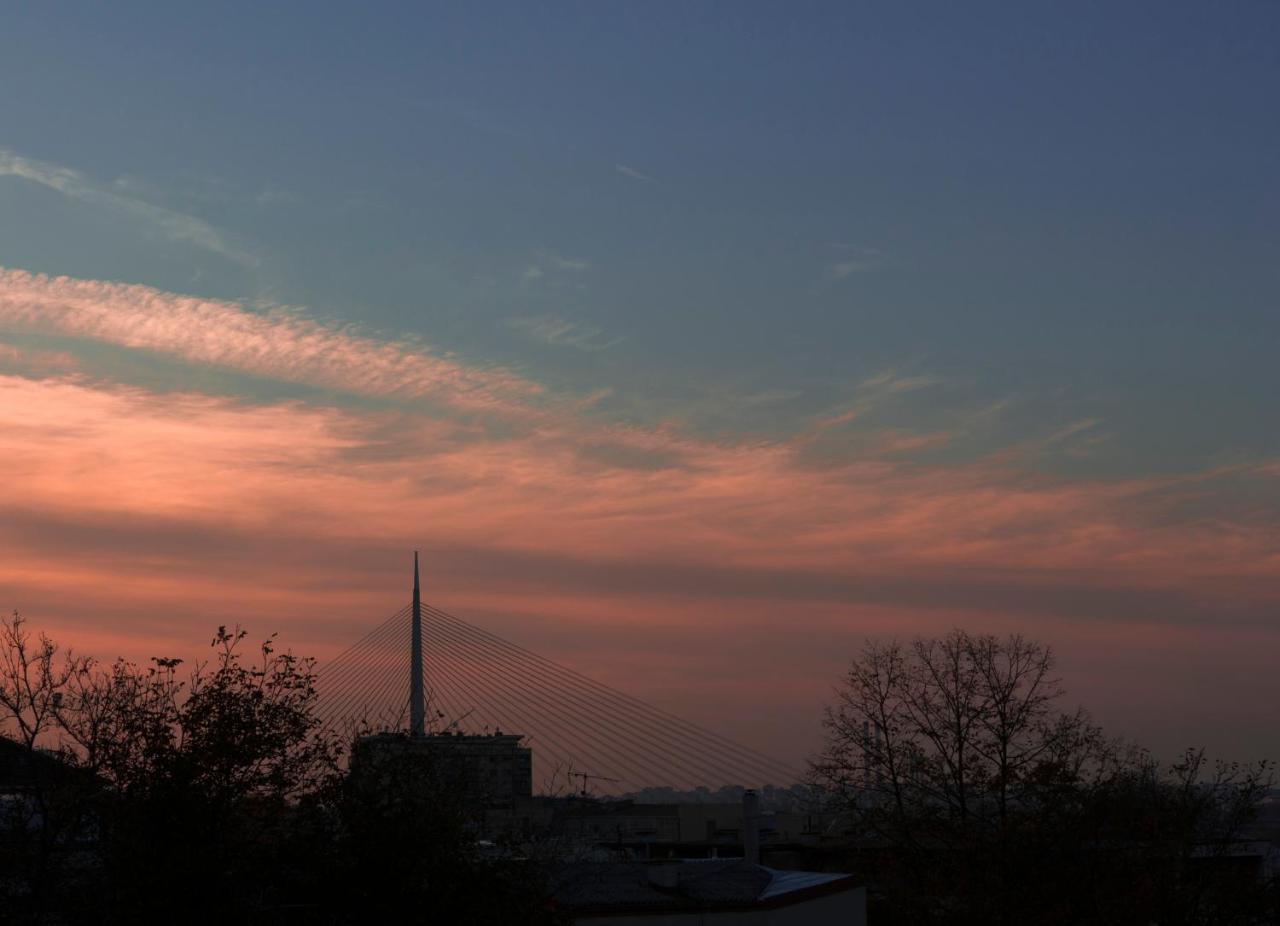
[{"x1": 743, "y1": 789, "x2": 761, "y2": 866}]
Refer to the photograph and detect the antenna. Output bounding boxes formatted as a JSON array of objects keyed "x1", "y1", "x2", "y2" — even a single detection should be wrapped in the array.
[
  {"x1": 570, "y1": 771, "x2": 620, "y2": 798},
  {"x1": 444, "y1": 708, "x2": 474, "y2": 733}
]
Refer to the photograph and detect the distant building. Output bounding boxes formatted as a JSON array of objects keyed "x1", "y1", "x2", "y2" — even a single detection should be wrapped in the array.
[
  {"x1": 1, "y1": 737, "x2": 63, "y2": 834},
  {"x1": 418, "y1": 731, "x2": 533, "y2": 803},
  {"x1": 351, "y1": 731, "x2": 532, "y2": 807},
  {"x1": 0, "y1": 736, "x2": 100, "y2": 849},
  {"x1": 544, "y1": 798, "x2": 830, "y2": 861},
  {"x1": 547, "y1": 790, "x2": 866, "y2": 923}
]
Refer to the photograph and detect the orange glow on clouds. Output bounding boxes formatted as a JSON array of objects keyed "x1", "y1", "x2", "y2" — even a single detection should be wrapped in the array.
[{"x1": 1, "y1": 267, "x2": 1278, "y2": 763}]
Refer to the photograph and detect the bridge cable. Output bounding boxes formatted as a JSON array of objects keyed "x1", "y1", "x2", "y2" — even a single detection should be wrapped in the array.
[{"x1": 426, "y1": 604, "x2": 798, "y2": 782}]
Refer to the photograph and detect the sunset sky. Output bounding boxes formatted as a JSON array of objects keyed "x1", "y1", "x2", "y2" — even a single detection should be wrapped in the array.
[{"x1": 2, "y1": 3, "x2": 1278, "y2": 767}]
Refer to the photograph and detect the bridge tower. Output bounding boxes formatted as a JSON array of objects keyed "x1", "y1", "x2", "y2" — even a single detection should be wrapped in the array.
[{"x1": 409, "y1": 551, "x2": 425, "y2": 736}]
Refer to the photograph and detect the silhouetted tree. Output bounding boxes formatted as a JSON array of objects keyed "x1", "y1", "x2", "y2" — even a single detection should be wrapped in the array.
[
  {"x1": 0, "y1": 612, "x2": 98, "y2": 918},
  {"x1": 812, "y1": 629, "x2": 1277, "y2": 925},
  {"x1": 7, "y1": 623, "x2": 344, "y2": 920},
  {"x1": 0, "y1": 616, "x2": 565, "y2": 924},
  {"x1": 0, "y1": 612, "x2": 87, "y2": 749}
]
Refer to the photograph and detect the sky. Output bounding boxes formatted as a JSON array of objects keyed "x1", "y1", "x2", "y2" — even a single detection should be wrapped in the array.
[{"x1": 1, "y1": 2, "x2": 1278, "y2": 768}]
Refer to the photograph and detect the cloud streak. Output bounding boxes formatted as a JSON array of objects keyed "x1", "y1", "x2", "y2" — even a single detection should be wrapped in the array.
[
  {"x1": 827, "y1": 245, "x2": 888, "y2": 279},
  {"x1": 507, "y1": 314, "x2": 623, "y2": 351},
  {"x1": 0, "y1": 148, "x2": 258, "y2": 267},
  {"x1": 616, "y1": 164, "x2": 654, "y2": 183},
  {"x1": 0, "y1": 267, "x2": 544, "y2": 413}
]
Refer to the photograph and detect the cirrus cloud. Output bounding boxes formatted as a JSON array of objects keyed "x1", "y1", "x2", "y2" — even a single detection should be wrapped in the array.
[
  {"x1": 0, "y1": 267, "x2": 543, "y2": 413},
  {"x1": 0, "y1": 148, "x2": 258, "y2": 267}
]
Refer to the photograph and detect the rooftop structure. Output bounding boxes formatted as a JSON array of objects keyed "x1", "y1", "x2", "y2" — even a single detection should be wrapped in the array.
[{"x1": 552, "y1": 859, "x2": 865, "y2": 925}]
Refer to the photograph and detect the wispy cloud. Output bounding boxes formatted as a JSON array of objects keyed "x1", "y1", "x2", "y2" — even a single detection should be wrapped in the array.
[
  {"x1": 1043, "y1": 418, "x2": 1103, "y2": 446},
  {"x1": 0, "y1": 148, "x2": 258, "y2": 267},
  {"x1": 521, "y1": 251, "x2": 591, "y2": 283},
  {"x1": 253, "y1": 187, "x2": 300, "y2": 207},
  {"x1": 810, "y1": 371, "x2": 942, "y2": 431},
  {"x1": 0, "y1": 267, "x2": 541, "y2": 412},
  {"x1": 507, "y1": 314, "x2": 623, "y2": 352},
  {"x1": 543, "y1": 253, "x2": 590, "y2": 273},
  {"x1": 859, "y1": 371, "x2": 941, "y2": 394},
  {"x1": 616, "y1": 164, "x2": 654, "y2": 183},
  {"x1": 0, "y1": 340, "x2": 80, "y2": 375},
  {"x1": 827, "y1": 245, "x2": 888, "y2": 280}
]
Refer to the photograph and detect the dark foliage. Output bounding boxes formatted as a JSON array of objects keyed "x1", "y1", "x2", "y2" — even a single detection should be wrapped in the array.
[
  {"x1": 0, "y1": 612, "x2": 565, "y2": 925},
  {"x1": 811, "y1": 629, "x2": 1278, "y2": 925}
]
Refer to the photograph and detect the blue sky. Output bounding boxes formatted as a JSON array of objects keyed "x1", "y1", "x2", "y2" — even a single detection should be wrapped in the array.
[
  {"x1": 1, "y1": 3, "x2": 1278, "y2": 762},
  {"x1": 5, "y1": 2, "x2": 1277, "y2": 461}
]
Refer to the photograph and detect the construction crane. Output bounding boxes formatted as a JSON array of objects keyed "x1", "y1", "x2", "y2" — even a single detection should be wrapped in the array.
[{"x1": 570, "y1": 771, "x2": 620, "y2": 798}]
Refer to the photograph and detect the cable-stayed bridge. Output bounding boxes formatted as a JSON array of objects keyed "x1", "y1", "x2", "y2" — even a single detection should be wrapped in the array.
[{"x1": 315, "y1": 557, "x2": 800, "y2": 797}]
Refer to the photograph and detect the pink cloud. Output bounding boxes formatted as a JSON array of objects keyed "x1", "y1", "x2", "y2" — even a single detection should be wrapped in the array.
[
  {"x1": 1, "y1": 367, "x2": 1274, "y2": 629},
  {"x1": 1, "y1": 268, "x2": 1278, "y2": 766},
  {"x1": 0, "y1": 267, "x2": 543, "y2": 413}
]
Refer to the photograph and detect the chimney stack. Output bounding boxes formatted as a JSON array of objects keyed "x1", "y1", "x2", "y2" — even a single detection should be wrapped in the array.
[{"x1": 743, "y1": 789, "x2": 761, "y2": 866}]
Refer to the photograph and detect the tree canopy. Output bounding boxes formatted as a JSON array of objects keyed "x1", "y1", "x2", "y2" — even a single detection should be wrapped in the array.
[
  {"x1": 0, "y1": 612, "x2": 564, "y2": 925},
  {"x1": 811, "y1": 629, "x2": 1277, "y2": 925}
]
